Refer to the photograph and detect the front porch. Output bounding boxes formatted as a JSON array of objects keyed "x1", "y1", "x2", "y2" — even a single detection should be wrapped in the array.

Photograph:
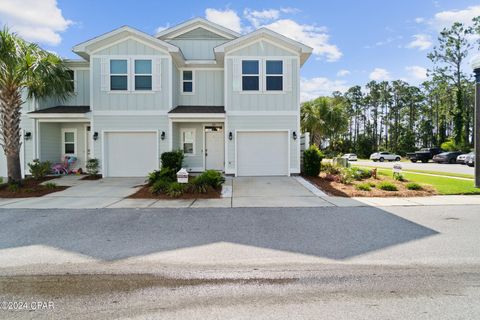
[{"x1": 169, "y1": 106, "x2": 226, "y2": 173}]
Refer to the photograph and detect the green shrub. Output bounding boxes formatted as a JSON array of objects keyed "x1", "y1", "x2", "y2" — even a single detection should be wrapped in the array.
[
  {"x1": 356, "y1": 183, "x2": 371, "y2": 191},
  {"x1": 393, "y1": 173, "x2": 406, "y2": 181},
  {"x1": 368, "y1": 182, "x2": 376, "y2": 188},
  {"x1": 322, "y1": 162, "x2": 342, "y2": 175},
  {"x1": 147, "y1": 167, "x2": 176, "y2": 185},
  {"x1": 166, "y1": 182, "x2": 185, "y2": 198},
  {"x1": 339, "y1": 169, "x2": 354, "y2": 184},
  {"x1": 303, "y1": 145, "x2": 324, "y2": 176},
  {"x1": 7, "y1": 183, "x2": 20, "y2": 193},
  {"x1": 190, "y1": 170, "x2": 225, "y2": 193},
  {"x1": 86, "y1": 158, "x2": 100, "y2": 176},
  {"x1": 0, "y1": 177, "x2": 3, "y2": 184},
  {"x1": 150, "y1": 178, "x2": 171, "y2": 194},
  {"x1": 44, "y1": 182, "x2": 57, "y2": 189},
  {"x1": 161, "y1": 150, "x2": 184, "y2": 172},
  {"x1": 377, "y1": 181, "x2": 398, "y2": 191},
  {"x1": 349, "y1": 167, "x2": 372, "y2": 180},
  {"x1": 440, "y1": 138, "x2": 456, "y2": 152},
  {"x1": 406, "y1": 182, "x2": 422, "y2": 190},
  {"x1": 28, "y1": 159, "x2": 51, "y2": 180}
]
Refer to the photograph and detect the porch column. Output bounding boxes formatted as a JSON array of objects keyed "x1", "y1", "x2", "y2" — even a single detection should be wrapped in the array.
[{"x1": 472, "y1": 56, "x2": 480, "y2": 188}]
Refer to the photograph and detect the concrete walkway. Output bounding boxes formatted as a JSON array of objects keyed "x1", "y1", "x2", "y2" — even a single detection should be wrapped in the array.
[{"x1": 1, "y1": 175, "x2": 480, "y2": 209}]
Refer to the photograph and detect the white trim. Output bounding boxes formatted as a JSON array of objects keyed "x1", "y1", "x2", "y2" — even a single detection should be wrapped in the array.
[
  {"x1": 84, "y1": 124, "x2": 91, "y2": 161},
  {"x1": 184, "y1": 60, "x2": 218, "y2": 65},
  {"x1": 61, "y1": 128, "x2": 78, "y2": 157},
  {"x1": 180, "y1": 128, "x2": 196, "y2": 156},
  {"x1": 203, "y1": 124, "x2": 225, "y2": 171},
  {"x1": 33, "y1": 119, "x2": 38, "y2": 160},
  {"x1": 93, "y1": 110, "x2": 168, "y2": 116},
  {"x1": 168, "y1": 118, "x2": 173, "y2": 151},
  {"x1": 234, "y1": 129, "x2": 291, "y2": 177},
  {"x1": 29, "y1": 113, "x2": 91, "y2": 119},
  {"x1": 180, "y1": 69, "x2": 195, "y2": 94},
  {"x1": 101, "y1": 130, "x2": 160, "y2": 177},
  {"x1": 37, "y1": 119, "x2": 91, "y2": 123},
  {"x1": 227, "y1": 111, "x2": 297, "y2": 116},
  {"x1": 155, "y1": 17, "x2": 240, "y2": 39},
  {"x1": 90, "y1": 36, "x2": 172, "y2": 56},
  {"x1": 296, "y1": 57, "x2": 301, "y2": 173},
  {"x1": 168, "y1": 113, "x2": 225, "y2": 119},
  {"x1": 168, "y1": 56, "x2": 173, "y2": 108}
]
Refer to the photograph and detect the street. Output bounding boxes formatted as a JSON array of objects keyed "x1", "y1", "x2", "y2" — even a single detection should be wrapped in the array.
[
  {"x1": 355, "y1": 160, "x2": 474, "y2": 175},
  {"x1": 0, "y1": 205, "x2": 479, "y2": 319}
]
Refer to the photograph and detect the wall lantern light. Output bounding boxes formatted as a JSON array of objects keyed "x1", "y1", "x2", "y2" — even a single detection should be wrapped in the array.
[
  {"x1": 24, "y1": 132, "x2": 32, "y2": 140},
  {"x1": 161, "y1": 131, "x2": 166, "y2": 140},
  {"x1": 228, "y1": 132, "x2": 233, "y2": 140},
  {"x1": 93, "y1": 132, "x2": 99, "y2": 141},
  {"x1": 292, "y1": 131, "x2": 297, "y2": 140}
]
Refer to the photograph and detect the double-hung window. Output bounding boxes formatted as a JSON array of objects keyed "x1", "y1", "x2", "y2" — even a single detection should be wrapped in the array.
[
  {"x1": 266, "y1": 60, "x2": 283, "y2": 91},
  {"x1": 182, "y1": 70, "x2": 193, "y2": 93},
  {"x1": 63, "y1": 129, "x2": 76, "y2": 155},
  {"x1": 134, "y1": 60, "x2": 152, "y2": 90},
  {"x1": 181, "y1": 129, "x2": 195, "y2": 155},
  {"x1": 66, "y1": 70, "x2": 75, "y2": 93},
  {"x1": 242, "y1": 60, "x2": 259, "y2": 91},
  {"x1": 110, "y1": 59, "x2": 128, "y2": 91}
]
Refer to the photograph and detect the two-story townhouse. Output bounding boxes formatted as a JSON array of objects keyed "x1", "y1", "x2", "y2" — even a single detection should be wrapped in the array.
[{"x1": 0, "y1": 18, "x2": 312, "y2": 178}]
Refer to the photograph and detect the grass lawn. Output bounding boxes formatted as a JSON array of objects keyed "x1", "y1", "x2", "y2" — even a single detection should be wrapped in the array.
[
  {"x1": 357, "y1": 163, "x2": 474, "y2": 179},
  {"x1": 355, "y1": 167, "x2": 480, "y2": 195}
]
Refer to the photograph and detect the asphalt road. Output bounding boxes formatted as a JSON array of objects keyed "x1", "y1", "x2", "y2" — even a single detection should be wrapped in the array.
[
  {"x1": 0, "y1": 205, "x2": 479, "y2": 319},
  {"x1": 355, "y1": 160, "x2": 474, "y2": 175}
]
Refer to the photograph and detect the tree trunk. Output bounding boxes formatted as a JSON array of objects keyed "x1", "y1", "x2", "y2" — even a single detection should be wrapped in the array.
[{"x1": 0, "y1": 86, "x2": 23, "y2": 183}]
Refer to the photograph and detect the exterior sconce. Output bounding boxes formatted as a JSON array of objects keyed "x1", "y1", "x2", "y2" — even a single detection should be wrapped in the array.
[
  {"x1": 24, "y1": 132, "x2": 32, "y2": 140},
  {"x1": 93, "y1": 132, "x2": 99, "y2": 141},
  {"x1": 292, "y1": 131, "x2": 297, "y2": 140},
  {"x1": 161, "y1": 131, "x2": 166, "y2": 140},
  {"x1": 228, "y1": 132, "x2": 233, "y2": 140}
]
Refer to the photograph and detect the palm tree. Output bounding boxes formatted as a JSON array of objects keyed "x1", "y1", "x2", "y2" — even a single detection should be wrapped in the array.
[{"x1": 0, "y1": 28, "x2": 72, "y2": 183}]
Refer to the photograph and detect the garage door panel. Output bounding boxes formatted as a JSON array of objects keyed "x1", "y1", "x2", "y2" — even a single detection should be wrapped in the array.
[
  {"x1": 237, "y1": 131, "x2": 288, "y2": 176},
  {"x1": 105, "y1": 132, "x2": 157, "y2": 177}
]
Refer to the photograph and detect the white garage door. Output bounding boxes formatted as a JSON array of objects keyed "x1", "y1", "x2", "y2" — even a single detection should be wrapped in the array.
[
  {"x1": 237, "y1": 131, "x2": 289, "y2": 176},
  {"x1": 104, "y1": 132, "x2": 157, "y2": 177}
]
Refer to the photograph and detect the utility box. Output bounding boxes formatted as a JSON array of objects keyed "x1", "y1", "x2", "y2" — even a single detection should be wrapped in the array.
[{"x1": 176, "y1": 168, "x2": 189, "y2": 184}]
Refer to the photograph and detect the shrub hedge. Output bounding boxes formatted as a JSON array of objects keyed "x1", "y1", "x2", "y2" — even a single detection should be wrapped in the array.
[{"x1": 303, "y1": 145, "x2": 324, "y2": 176}]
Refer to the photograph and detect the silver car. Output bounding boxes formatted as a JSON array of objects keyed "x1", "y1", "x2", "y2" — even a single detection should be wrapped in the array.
[
  {"x1": 342, "y1": 153, "x2": 358, "y2": 161},
  {"x1": 457, "y1": 152, "x2": 474, "y2": 164},
  {"x1": 370, "y1": 151, "x2": 401, "y2": 162}
]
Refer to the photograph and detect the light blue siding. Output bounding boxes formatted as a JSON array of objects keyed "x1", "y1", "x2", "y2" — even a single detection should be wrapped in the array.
[
  {"x1": 230, "y1": 40, "x2": 296, "y2": 56},
  {"x1": 177, "y1": 69, "x2": 224, "y2": 106},
  {"x1": 95, "y1": 38, "x2": 169, "y2": 56},
  {"x1": 226, "y1": 115, "x2": 299, "y2": 173},
  {"x1": 173, "y1": 27, "x2": 228, "y2": 40},
  {"x1": 168, "y1": 39, "x2": 227, "y2": 60},
  {"x1": 172, "y1": 122, "x2": 205, "y2": 171},
  {"x1": 39, "y1": 122, "x2": 61, "y2": 163}
]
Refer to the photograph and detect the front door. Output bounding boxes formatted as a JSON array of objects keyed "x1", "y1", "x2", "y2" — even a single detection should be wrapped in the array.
[{"x1": 205, "y1": 127, "x2": 224, "y2": 171}]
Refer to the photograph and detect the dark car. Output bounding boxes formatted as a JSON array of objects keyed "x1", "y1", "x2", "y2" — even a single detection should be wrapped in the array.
[
  {"x1": 432, "y1": 151, "x2": 463, "y2": 164},
  {"x1": 406, "y1": 147, "x2": 443, "y2": 163}
]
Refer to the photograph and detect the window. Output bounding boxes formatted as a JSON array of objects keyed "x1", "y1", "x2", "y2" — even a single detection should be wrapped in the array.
[
  {"x1": 63, "y1": 130, "x2": 76, "y2": 155},
  {"x1": 110, "y1": 59, "x2": 128, "y2": 90},
  {"x1": 182, "y1": 70, "x2": 193, "y2": 93},
  {"x1": 181, "y1": 129, "x2": 195, "y2": 154},
  {"x1": 266, "y1": 60, "x2": 283, "y2": 91},
  {"x1": 242, "y1": 60, "x2": 259, "y2": 91},
  {"x1": 134, "y1": 59, "x2": 152, "y2": 90},
  {"x1": 66, "y1": 70, "x2": 75, "y2": 92}
]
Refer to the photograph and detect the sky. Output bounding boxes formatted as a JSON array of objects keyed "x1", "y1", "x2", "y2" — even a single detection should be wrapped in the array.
[{"x1": 1, "y1": 0, "x2": 479, "y2": 101}]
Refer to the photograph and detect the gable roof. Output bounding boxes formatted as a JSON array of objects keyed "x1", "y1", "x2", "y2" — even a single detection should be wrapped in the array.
[
  {"x1": 73, "y1": 26, "x2": 181, "y2": 60},
  {"x1": 156, "y1": 17, "x2": 240, "y2": 40},
  {"x1": 214, "y1": 28, "x2": 313, "y2": 66}
]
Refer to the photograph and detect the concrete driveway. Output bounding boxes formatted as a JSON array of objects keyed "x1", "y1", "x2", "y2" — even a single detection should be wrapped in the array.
[{"x1": 232, "y1": 176, "x2": 332, "y2": 207}]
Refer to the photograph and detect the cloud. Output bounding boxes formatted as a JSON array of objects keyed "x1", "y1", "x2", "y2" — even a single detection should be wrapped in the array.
[
  {"x1": 205, "y1": 8, "x2": 242, "y2": 33},
  {"x1": 405, "y1": 66, "x2": 428, "y2": 82},
  {"x1": 406, "y1": 34, "x2": 432, "y2": 51},
  {"x1": 244, "y1": 8, "x2": 280, "y2": 28},
  {"x1": 336, "y1": 69, "x2": 351, "y2": 77},
  {"x1": 432, "y1": 5, "x2": 480, "y2": 29},
  {"x1": 300, "y1": 77, "x2": 348, "y2": 101},
  {"x1": 263, "y1": 19, "x2": 342, "y2": 62},
  {"x1": 155, "y1": 24, "x2": 170, "y2": 34},
  {"x1": 0, "y1": 0, "x2": 71, "y2": 45},
  {"x1": 415, "y1": 17, "x2": 425, "y2": 23},
  {"x1": 369, "y1": 68, "x2": 390, "y2": 81}
]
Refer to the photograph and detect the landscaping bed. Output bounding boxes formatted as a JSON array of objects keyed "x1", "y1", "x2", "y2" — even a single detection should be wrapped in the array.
[
  {"x1": 80, "y1": 174, "x2": 102, "y2": 181},
  {"x1": 130, "y1": 179, "x2": 221, "y2": 200},
  {"x1": 0, "y1": 177, "x2": 68, "y2": 198}
]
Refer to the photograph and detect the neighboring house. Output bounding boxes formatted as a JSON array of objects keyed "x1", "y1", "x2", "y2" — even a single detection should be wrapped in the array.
[{"x1": 0, "y1": 18, "x2": 312, "y2": 178}]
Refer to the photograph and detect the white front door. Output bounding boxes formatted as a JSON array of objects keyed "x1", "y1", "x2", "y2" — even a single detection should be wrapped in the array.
[
  {"x1": 205, "y1": 130, "x2": 224, "y2": 171},
  {"x1": 85, "y1": 125, "x2": 91, "y2": 160}
]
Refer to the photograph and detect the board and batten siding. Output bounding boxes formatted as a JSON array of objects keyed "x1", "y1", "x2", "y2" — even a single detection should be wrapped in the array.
[
  {"x1": 37, "y1": 69, "x2": 90, "y2": 109},
  {"x1": 92, "y1": 115, "x2": 169, "y2": 172},
  {"x1": 1, "y1": 116, "x2": 34, "y2": 178},
  {"x1": 225, "y1": 40, "x2": 299, "y2": 112},
  {"x1": 39, "y1": 122, "x2": 61, "y2": 163},
  {"x1": 172, "y1": 122, "x2": 205, "y2": 171},
  {"x1": 226, "y1": 115, "x2": 299, "y2": 173},
  {"x1": 91, "y1": 38, "x2": 171, "y2": 111},
  {"x1": 177, "y1": 69, "x2": 224, "y2": 106},
  {"x1": 167, "y1": 39, "x2": 227, "y2": 60}
]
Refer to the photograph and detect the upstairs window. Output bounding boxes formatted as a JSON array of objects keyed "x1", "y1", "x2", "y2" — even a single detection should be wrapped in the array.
[
  {"x1": 66, "y1": 70, "x2": 75, "y2": 92},
  {"x1": 134, "y1": 60, "x2": 152, "y2": 90},
  {"x1": 242, "y1": 60, "x2": 259, "y2": 91},
  {"x1": 110, "y1": 59, "x2": 128, "y2": 90},
  {"x1": 266, "y1": 60, "x2": 283, "y2": 91},
  {"x1": 182, "y1": 70, "x2": 193, "y2": 93}
]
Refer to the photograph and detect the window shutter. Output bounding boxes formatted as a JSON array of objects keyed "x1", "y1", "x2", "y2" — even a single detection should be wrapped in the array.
[
  {"x1": 232, "y1": 57, "x2": 241, "y2": 92},
  {"x1": 283, "y1": 58, "x2": 292, "y2": 92},
  {"x1": 100, "y1": 58, "x2": 109, "y2": 91},
  {"x1": 153, "y1": 57, "x2": 162, "y2": 91}
]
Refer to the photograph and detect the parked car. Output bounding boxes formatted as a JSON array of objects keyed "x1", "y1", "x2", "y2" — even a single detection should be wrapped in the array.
[
  {"x1": 432, "y1": 151, "x2": 463, "y2": 164},
  {"x1": 406, "y1": 147, "x2": 443, "y2": 163},
  {"x1": 465, "y1": 153, "x2": 475, "y2": 167},
  {"x1": 369, "y1": 151, "x2": 401, "y2": 162},
  {"x1": 457, "y1": 152, "x2": 474, "y2": 164},
  {"x1": 341, "y1": 153, "x2": 358, "y2": 161}
]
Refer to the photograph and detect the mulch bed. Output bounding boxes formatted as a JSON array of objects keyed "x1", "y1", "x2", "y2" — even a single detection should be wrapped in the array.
[
  {"x1": 129, "y1": 184, "x2": 221, "y2": 200},
  {"x1": 305, "y1": 173, "x2": 436, "y2": 197},
  {"x1": 80, "y1": 174, "x2": 102, "y2": 181},
  {"x1": 0, "y1": 177, "x2": 68, "y2": 198}
]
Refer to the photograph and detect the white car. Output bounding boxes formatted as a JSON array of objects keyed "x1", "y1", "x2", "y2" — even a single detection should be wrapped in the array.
[
  {"x1": 457, "y1": 152, "x2": 473, "y2": 164},
  {"x1": 342, "y1": 153, "x2": 358, "y2": 161},
  {"x1": 370, "y1": 151, "x2": 401, "y2": 162}
]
